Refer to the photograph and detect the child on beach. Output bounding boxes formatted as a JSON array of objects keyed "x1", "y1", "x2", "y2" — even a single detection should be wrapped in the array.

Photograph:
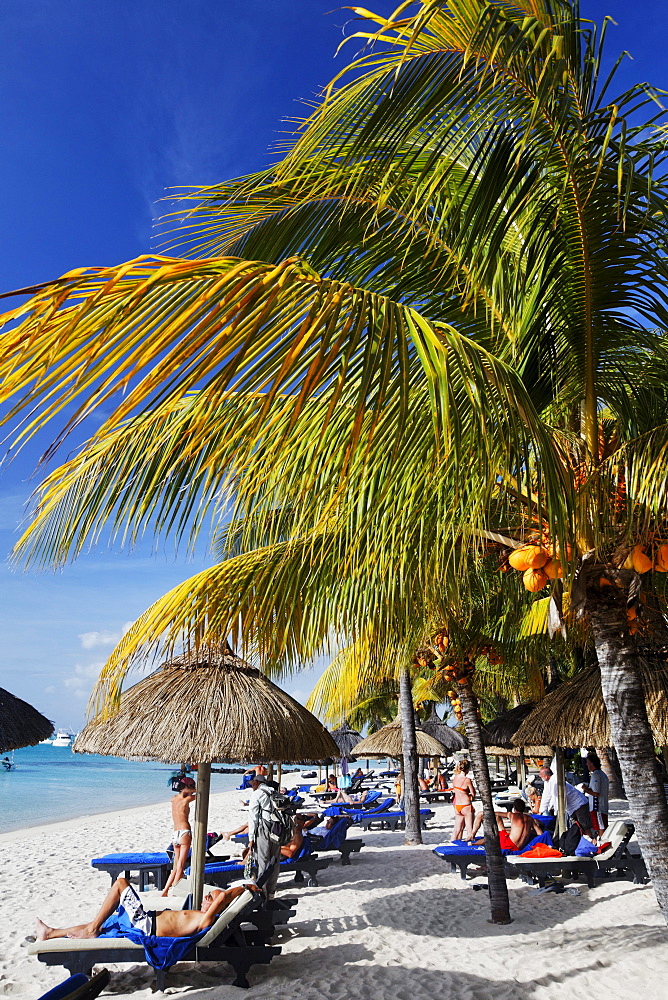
[{"x1": 162, "y1": 777, "x2": 196, "y2": 896}]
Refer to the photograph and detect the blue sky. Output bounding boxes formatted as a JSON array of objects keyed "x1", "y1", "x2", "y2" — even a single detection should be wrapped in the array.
[{"x1": 0, "y1": 1, "x2": 666, "y2": 728}]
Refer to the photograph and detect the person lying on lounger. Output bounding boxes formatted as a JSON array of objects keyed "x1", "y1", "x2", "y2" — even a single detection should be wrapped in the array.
[
  {"x1": 328, "y1": 786, "x2": 373, "y2": 805},
  {"x1": 473, "y1": 799, "x2": 539, "y2": 851},
  {"x1": 35, "y1": 878, "x2": 256, "y2": 942}
]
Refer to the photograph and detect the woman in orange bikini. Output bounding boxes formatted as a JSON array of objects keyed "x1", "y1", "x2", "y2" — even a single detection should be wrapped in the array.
[{"x1": 447, "y1": 760, "x2": 478, "y2": 841}]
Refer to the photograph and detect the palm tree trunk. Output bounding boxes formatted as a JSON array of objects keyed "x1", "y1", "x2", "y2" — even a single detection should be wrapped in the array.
[
  {"x1": 458, "y1": 681, "x2": 512, "y2": 924},
  {"x1": 589, "y1": 601, "x2": 668, "y2": 922},
  {"x1": 398, "y1": 666, "x2": 422, "y2": 846},
  {"x1": 598, "y1": 747, "x2": 624, "y2": 799}
]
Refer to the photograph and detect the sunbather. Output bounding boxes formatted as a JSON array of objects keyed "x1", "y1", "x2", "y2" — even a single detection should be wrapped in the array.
[
  {"x1": 35, "y1": 878, "x2": 255, "y2": 942},
  {"x1": 281, "y1": 816, "x2": 306, "y2": 858},
  {"x1": 328, "y1": 787, "x2": 373, "y2": 805},
  {"x1": 221, "y1": 823, "x2": 249, "y2": 840},
  {"x1": 473, "y1": 799, "x2": 538, "y2": 851}
]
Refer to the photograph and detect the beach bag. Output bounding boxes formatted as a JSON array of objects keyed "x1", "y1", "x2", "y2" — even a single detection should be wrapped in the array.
[
  {"x1": 574, "y1": 835, "x2": 598, "y2": 857},
  {"x1": 269, "y1": 790, "x2": 296, "y2": 847},
  {"x1": 559, "y1": 824, "x2": 581, "y2": 856}
]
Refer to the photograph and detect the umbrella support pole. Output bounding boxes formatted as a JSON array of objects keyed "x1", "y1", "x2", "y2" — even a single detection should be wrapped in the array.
[
  {"x1": 555, "y1": 748, "x2": 567, "y2": 840},
  {"x1": 518, "y1": 748, "x2": 526, "y2": 790},
  {"x1": 191, "y1": 762, "x2": 211, "y2": 910},
  {"x1": 277, "y1": 762, "x2": 282, "y2": 787}
]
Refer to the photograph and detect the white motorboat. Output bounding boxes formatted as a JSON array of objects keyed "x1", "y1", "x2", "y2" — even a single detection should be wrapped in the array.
[{"x1": 51, "y1": 730, "x2": 73, "y2": 747}]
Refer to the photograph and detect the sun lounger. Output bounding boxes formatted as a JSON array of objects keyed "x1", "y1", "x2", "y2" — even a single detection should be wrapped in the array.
[
  {"x1": 324, "y1": 795, "x2": 395, "y2": 823},
  {"x1": 433, "y1": 832, "x2": 554, "y2": 880},
  {"x1": 91, "y1": 834, "x2": 222, "y2": 891},
  {"x1": 419, "y1": 789, "x2": 453, "y2": 803},
  {"x1": 90, "y1": 853, "x2": 172, "y2": 891},
  {"x1": 505, "y1": 820, "x2": 647, "y2": 887},
  {"x1": 360, "y1": 807, "x2": 435, "y2": 831},
  {"x1": 36, "y1": 970, "x2": 110, "y2": 1000},
  {"x1": 28, "y1": 887, "x2": 286, "y2": 990},
  {"x1": 307, "y1": 816, "x2": 364, "y2": 864},
  {"x1": 191, "y1": 844, "x2": 331, "y2": 889}
]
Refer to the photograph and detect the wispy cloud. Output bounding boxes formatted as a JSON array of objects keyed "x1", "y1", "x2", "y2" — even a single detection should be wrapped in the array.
[
  {"x1": 78, "y1": 622, "x2": 134, "y2": 649},
  {"x1": 63, "y1": 660, "x2": 105, "y2": 700}
]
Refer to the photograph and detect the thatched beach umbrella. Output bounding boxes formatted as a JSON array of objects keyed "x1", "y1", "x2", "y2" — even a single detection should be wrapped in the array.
[
  {"x1": 75, "y1": 647, "x2": 338, "y2": 906},
  {"x1": 353, "y1": 719, "x2": 449, "y2": 758},
  {"x1": 329, "y1": 719, "x2": 363, "y2": 758},
  {"x1": 421, "y1": 706, "x2": 467, "y2": 752},
  {"x1": 482, "y1": 703, "x2": 537, "y2": 748},
  {"x1": 0, "y1": 687, "x2": 53, "y2": 752},
  {"x1": 513, "y1": 661, "x2": 668, "y2": 748}
]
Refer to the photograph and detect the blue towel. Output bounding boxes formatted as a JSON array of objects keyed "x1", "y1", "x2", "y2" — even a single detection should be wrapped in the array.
[
  {"x1": 98, "y1": 905, "x2": 206, "y2": 970},
  {"x1": 311, "y1": 818, "x2": 350, "y2": 851}
]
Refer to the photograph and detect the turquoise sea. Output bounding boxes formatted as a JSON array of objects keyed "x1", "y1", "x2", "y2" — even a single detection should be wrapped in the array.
[{"x1": 0, "y1": 744, "x2": 244, "y2": 834}]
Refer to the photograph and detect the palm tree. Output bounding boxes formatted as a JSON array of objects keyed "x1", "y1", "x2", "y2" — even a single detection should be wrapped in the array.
[{"x1": 2, "y1": 0, "x2": 668, "y2": 915}]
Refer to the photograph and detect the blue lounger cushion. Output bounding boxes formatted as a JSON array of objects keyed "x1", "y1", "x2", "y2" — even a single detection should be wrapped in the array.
[
  {"x1": 186, "y1": 839, "x2": 314, "y2": 876},
  {"x1": 323, "y1": 795, "x2": 395, "y2": 821},
  {"x1": 91, "y1": 852, "x2": 171, "y2": 866},
  {"x1": 37, "y1": 974, "x2": 90, "y2": 1000},
  {"x1": 433, "y1": 831, "x2": 554, "y2": 859},
  {"x1": 362, "y1": 808, "x2": 433, "y2": 822}
]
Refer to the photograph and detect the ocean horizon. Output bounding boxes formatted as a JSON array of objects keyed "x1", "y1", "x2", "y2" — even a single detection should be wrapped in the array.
[{"x1": 0, "y1": 744, "x2": 250, "y2": 834}]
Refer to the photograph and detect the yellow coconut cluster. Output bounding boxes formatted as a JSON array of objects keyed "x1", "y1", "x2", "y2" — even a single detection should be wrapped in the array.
[
  {"x1": 507, "y1": 543, "x2": 570, "y2": 592},
  {"x1": 623, "y1": 543, "x2": 668, "y2": 574}
]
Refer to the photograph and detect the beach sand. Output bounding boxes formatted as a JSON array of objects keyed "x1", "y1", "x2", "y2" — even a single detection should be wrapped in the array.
[{"x1": 1, "y1": 789, "x2": 666, "y2": 1000}]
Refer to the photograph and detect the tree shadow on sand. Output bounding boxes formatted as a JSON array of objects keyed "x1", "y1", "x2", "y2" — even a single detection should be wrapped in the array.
[
  {"x1": 171, "y1": 951, "x2": 602, "y2": 1000},
  {"x1": 360, "y1": 883, "x2": 662, "y2": 937}
]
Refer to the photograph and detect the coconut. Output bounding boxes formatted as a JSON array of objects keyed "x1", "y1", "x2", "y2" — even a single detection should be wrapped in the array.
[
  {"x1": 655, "y1": 544, "x2": 668, "y2": 572},
  {"x1": 631, "y1": 545, "x2": 653, "y2": 574},
  {"x1": 523, "y1": 567, "x2": 549, "y2": 592},
  {"x1": 509, "y1": 544, "x2": 549, "y2": 571},
  {"x1": 543, "y1": 558, "x2": 563, "y2": 579}
]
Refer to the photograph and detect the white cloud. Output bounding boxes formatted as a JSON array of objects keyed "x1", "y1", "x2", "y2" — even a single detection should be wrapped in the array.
[
  {"x1": 63, "y1": 661, "x2": 105, "y2": 699},
  {"x1": 78, "y1": 622, "x2": 134, "y2": 649}
]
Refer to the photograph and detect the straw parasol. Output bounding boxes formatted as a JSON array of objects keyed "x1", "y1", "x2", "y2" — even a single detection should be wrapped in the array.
[
  {"x1": 75, "y1": 646, "x2": 338, "y2": 906},
  {"x1": 421, "y1": 706, "x2": 467, "y2": 752},
  {"x1": 483, "y1": 703, "x2": 536, "y2": 748},
  {"x1": 353, "y1": 719, "x2": 449, "y2": 758},
  {"x1": 329, "y1": 720, "x2": 363, "y2": 758},
  {"x1": 0, "y1": 687, "x2": 53, "y2": 752},
  {"x1": 513, "y1": 660, "x2": 668, "y2": 748},
  {"x1": 481, "y1": 703, "x2": 552, "y2": 758}
]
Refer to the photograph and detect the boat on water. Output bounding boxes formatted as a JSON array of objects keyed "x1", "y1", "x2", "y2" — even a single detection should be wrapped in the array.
[{"x1": 51, "y1": 729, "x2": 74, "y2": 747}]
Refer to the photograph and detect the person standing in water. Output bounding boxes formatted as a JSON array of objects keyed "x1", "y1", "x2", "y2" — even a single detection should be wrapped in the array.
[{"x1": 162, "y1": 777, "x2": 196, "y2": 896}]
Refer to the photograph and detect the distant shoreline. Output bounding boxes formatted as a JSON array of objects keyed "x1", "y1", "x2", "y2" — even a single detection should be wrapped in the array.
[{"x1": 0, "y1": 787, "x2": 240, "y2": 845}]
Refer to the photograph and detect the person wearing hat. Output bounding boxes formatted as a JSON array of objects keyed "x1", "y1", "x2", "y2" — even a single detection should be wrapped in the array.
[{"x1": 162, "y1": 778, "x2": 196, "y2": 896}]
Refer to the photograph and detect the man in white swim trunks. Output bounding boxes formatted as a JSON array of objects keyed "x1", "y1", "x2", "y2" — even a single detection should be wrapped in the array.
[
  {"x1": 35, "y1": 877, "x2": 256, "y2": 940},
  {"x1": 162, "y1": 777, "x2": 196, "y2": 896}
]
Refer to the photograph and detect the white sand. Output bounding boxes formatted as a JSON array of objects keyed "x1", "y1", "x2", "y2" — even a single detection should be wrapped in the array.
[{"x1": 1, "y1": 789, "x2": 666, "y2": 1000}]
